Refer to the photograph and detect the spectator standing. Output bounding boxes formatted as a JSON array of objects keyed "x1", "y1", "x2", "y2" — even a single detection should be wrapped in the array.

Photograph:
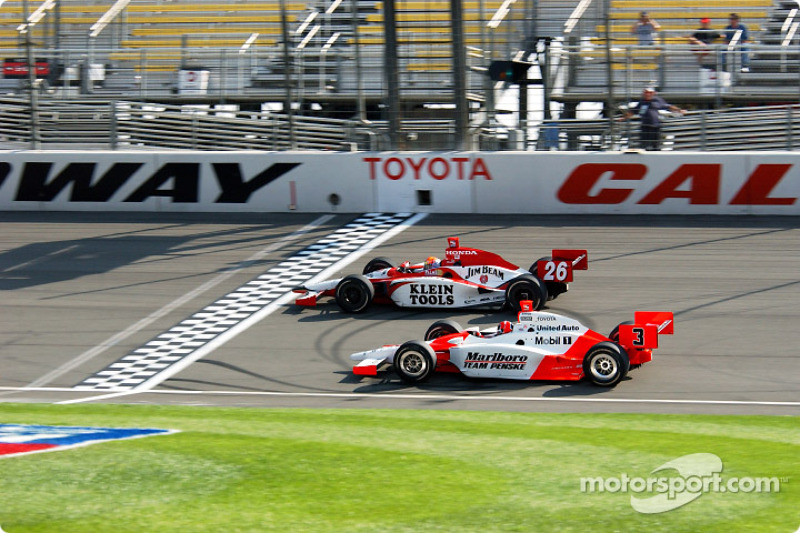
[
  {"x1": 622, "y1": 87, "x2": 686, "y2": 151},
  {"x1": 724, "y1": 13, "x2": 751, "y2": 72},
  {"x1": 631, "y1": 12, "x2": 661, "y2": 46},
  {"x1": 687, "y1": 18, "x2": 721, "y2": 64}
]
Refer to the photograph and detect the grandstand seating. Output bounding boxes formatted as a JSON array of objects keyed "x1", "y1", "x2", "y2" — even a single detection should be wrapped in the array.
[
  {"x1": 1, "y1": 0, "x2": 797, "y2": 108},
  {"x1": 564, "y1": 0, "x2": 781, "y2": 99},
  {"x1": 0, "y1": 1, "x2": 305, "y2": 49}
]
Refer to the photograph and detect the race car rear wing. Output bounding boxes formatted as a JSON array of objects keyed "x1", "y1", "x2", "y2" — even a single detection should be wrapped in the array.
[
  {"x1": 535, "y1": 249, "x2": 588, "y2": 283},
  {"x1": 618, "y1": 312, "x2": 674, "y2": 350}
]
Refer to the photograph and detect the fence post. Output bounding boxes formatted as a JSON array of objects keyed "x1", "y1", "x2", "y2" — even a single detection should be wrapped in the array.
[
  {"x1": 192, "y1": 113, "x2": 198, "y2": 149},
  {"x1": 109, "y1": 101, "x2": 118, "y2": 149},
  {"x1": 140, "y1": 49, "x2": 146, "y2": 101},
  {"x1": 700, "y1": 109, "x2": 706, "y2": 151},
  {"x1": 221, "y1": 48, "x2": 227, "y2": 101}
]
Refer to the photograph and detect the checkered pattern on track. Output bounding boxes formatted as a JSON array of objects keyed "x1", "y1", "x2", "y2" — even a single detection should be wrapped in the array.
[{"x1": 75, "y1": 213, "x2": 414, "y2": 391}]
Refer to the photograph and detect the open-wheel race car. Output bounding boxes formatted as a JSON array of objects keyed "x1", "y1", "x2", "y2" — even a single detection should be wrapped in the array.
[
  {"x1": 294, "y1": 237, "x2": 588, "y2": 313},
  {"x1": 350, "y1": 301, "x2": 674, "y2": 387}
]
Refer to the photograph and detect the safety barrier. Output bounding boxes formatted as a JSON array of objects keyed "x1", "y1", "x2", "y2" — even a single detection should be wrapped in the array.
[{"x1": 0, "y1": 150, "x2": 797, "y2": 215}]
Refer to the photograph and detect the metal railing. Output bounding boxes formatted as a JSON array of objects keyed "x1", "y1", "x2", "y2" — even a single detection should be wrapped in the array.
[
  {"x1": 0, "y1": 97, "x2": 369, "y2": 150},
  {"x1": 536, "y1": 104, "x2": 800, "y2": 152},
  {"x1": 5, "y1": 96, "x2": 800, "y2": 152},
  {"x1": 113, "y1": 102, "x2": 353, "y2": 151}
]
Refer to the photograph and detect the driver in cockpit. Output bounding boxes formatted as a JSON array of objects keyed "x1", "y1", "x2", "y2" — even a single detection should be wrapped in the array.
[{"x1": 495, "y1": 320, "x2": 513, "y2": 336}]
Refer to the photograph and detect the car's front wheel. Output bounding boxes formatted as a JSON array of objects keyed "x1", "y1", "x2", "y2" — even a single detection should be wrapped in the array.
[
  {"x1": 335, "y1": 274, "x2": 375, "y2": 313},
  {"x1": 393, "y1": 341, "x2": 437, "y2": 383},
  {"x1": 582, "y1": 342, "x2": 629, "y2": 387}
]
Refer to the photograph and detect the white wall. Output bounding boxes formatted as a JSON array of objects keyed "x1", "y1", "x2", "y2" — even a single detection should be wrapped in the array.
[{"x1": 0, "y1": 150, "x2": 797, "y2": 214}]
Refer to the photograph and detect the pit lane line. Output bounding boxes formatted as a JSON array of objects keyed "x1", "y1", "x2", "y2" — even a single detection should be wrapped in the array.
[
  {"x1": 0, "y1": 387, "x2": 797, "y2": 408},
  {"x1": 25, "y1": 214, "x2": 336, "y2": 389}
]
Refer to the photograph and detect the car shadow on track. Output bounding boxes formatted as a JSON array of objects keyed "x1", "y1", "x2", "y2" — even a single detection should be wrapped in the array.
[
  {"x1": 341, "y1": 371, "x2": 619, "y2": 397},
  {"x1": 283, "y1": 302, "x2": 559, "y2": 326}
]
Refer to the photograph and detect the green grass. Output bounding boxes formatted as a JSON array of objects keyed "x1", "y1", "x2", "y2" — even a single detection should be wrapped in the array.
[{"x1": 0, "y1": 404, "x2": 797, "y2": 532}]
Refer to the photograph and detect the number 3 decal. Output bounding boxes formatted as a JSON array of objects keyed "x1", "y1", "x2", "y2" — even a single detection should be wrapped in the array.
[
  {"x1": 631, "y1": 326, "x2": 645, "y2": 347},
  {"x1": 541, "y1": 261, "x2": 569, "y2": 282}
]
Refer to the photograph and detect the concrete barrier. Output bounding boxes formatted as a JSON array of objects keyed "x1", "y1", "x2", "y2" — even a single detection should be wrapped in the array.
[{"x1": 0, "y1": 150, "x2": 797, "y2": 214}]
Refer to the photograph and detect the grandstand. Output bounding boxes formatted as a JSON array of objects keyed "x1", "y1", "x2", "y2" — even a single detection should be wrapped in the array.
[
  {"x1": 1, "y1": 0, "x2": 800, "y2": 150},
  {"x1": 557, "y1": 0, "x2": 800, "y2": 104}
]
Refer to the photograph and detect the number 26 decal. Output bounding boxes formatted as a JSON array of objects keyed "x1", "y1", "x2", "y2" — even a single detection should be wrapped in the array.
[{"x1": 538, "y1": 260, "x2": 572, "y2": 282}]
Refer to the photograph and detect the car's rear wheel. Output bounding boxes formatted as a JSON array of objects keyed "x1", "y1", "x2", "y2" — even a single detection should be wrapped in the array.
[
  {"x1": 582, "y1": 342, "x2": 630, "y2": 387},
  {"x1": 335, "y1": 274, "x2": 375, "y2": 313},
  {"x1": 393, "y1": 341, "x2": 437, "y2": 383},
  {"x1": 608, "y1": 320, "x2": 634, "y2": 343},
  {"x1": 362, "y1": 257, "x2": 393, "y2": 275},
  {"x1": 529, "y1": 257, "x2": 568, "y2": 301},
  {"x1": 424, "y1": 319, "x2": 463, "y2": 341},
  {"x1": 505, "y1": 274, "x2": 548, "y2": 312}
]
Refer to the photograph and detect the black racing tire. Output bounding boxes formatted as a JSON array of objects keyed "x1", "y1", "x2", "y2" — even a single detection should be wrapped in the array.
[
  {"x1": 608, "y1": 320, "x2": 635, "y2": 343},
  {"x1": 582, "y1": 342, "x2": 630, "y2": 387},
  {"x1": 424, "y1": 319, "x2": 463, "y2": 341},
  {"x1": 335, "y1": 274, "x2": 375, "y2": 313},
  {"x1": 529, "y1": 256, "x2": 568, "y2": 301},
  {"x1": 393, "y1": 340, "x2": 437, "y2": 383},
  {"x1": 505, "y1": 274, "x2": 548, "y2": 312},
  {"x1": 362, "y1": 257, "x2": 393, "y2": 275}
]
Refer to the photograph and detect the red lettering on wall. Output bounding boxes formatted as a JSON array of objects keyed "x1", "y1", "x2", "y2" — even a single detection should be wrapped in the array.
[
  {"x1": 407, "y1": 158, "x2": 427, "y2": 180},
  {"x1": 364, "y1": 157, "x2": 380, "y2": 180},
  {"x1": 453, "y1": 157, "x2": 469, "y2": 179},
  {"x1": 557, "y1": 163, "x2": 647, "y2": 204},
  {"x1": 384, "y1": 157, "x2": 404, "y2": 180},
  {"x1": 429, "y1": 158, "x2": 449, "y2": 180},
  {"x1": 469, "y1": 158, "x2": 492, "y2": 180},
  {"x1": 363, "y1": 156, "x2": 493, "y2": 180},
  {"x1": 638, "y1": 164, "x2": 719, "y2": 205},
  {"x1": 730, "y1": 164, "x2": 796, "y2": 205}
]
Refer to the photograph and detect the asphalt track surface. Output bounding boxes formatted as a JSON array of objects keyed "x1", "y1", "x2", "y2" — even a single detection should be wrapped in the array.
[{"x1": 1, "y1": 212, "x2": 798, "y2": 415}]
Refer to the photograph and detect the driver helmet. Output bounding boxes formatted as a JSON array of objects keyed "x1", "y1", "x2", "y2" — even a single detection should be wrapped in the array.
[
  {"x1": 424, "y1": 256, "x2": 440, "y2": 271},
  {"x1": 497, "y1": 321, "x2": 513, "y2": 334}
]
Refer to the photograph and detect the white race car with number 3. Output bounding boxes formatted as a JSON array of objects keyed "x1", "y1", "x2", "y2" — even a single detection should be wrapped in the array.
[{"x1": 351, "y1": 301, "x2": 674, "y2": 387}]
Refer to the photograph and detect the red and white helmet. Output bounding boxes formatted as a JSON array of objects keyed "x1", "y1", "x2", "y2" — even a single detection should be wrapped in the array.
[{"x1": 497, "y1": 321, "x2": 513, "y2": 334}]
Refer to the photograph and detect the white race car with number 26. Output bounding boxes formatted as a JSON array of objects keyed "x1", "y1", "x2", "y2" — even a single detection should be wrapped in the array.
[{"x1": 294, "y1": 237, "x2": 588, "y2": 313}]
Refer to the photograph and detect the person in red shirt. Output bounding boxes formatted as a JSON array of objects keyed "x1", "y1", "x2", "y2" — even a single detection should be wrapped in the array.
[{"x1": 687, "y1": 18, "x2": 721, "y2": 65}]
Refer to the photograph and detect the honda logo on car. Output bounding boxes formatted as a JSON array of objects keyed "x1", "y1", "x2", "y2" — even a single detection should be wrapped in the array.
[
  {"x1": 445, "y1": 249, "x2": 478, "y2": 261},
  {"x1": 464, "y1": 352, "x2": 528, "y2": 370},
  {"x1": 408, "y1": 283, "x2": 455, "y2": 305}
]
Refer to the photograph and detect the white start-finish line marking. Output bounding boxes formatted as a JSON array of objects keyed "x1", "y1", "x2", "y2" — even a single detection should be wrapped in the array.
[
  {"x1": 27, "y1": 214, "x2": 335, "y2": 389},
  {"x1": 72, "y1": 213, "x2": 426, "y2": 394}
]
